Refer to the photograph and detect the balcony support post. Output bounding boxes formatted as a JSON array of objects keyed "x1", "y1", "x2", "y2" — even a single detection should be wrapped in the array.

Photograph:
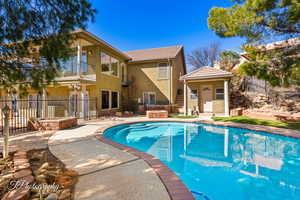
[{"x1": 77, "y1": 40, "x2": 82, "y2": 76}]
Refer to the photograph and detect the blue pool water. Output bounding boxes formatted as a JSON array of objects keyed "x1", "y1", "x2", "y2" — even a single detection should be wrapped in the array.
[{"x1": 103, "y1": 121, "x2": 300, "y2": 200}]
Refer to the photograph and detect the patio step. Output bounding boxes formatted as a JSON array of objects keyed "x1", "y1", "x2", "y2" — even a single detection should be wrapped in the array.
[{"x1": 176, "y1": 94, "x2": 184, "y2": 107}]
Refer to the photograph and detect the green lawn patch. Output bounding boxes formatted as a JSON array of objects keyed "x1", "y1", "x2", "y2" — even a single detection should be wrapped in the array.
[
  {"x1": 212, "y1": 116, "x2": 300, "y2": 130},
  {"x1": 170, "y1": 115, "x2": 198, "y2": 119}
]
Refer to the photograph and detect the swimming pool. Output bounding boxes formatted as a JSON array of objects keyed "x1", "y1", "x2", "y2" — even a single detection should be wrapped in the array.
[{"x1": 103, "y1": 121, "x2": 300, "y2": 200}]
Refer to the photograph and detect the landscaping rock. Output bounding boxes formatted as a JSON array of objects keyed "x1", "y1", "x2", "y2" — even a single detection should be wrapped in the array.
[
  {"x1": 14, "y1": 151, "x2": 27, "y2": 157},
  {"x1": 13, "y1": 169, "x2": 32, "y2": 179},
  {"x1": 20, "y1": 175, "x2": 35, "y2": 184},
  {"x1": 14, "y1": 158, "x2": 29, "y2": 166},
  {"x1": 1, "y1": 173, "x2": 13, "y2": 180},
  {"x1": 14, "y1": 162, "x2": 30, "y2": 171},
  {"x1": 0, "y1": 177, "x2": 10, "y2": 188},
  {"x1": 38, "y1": 168, "x2": 47, "y2": 175},
  {"x1": 36, "y1": 174, "x2": 47, "y2": 184},
  {"x1": 2, "y1": 187, "x2": 30, "y2": 200},
  {"x1": 39, "y1": 162, "x2": 50, "y2": 170},
  {"x1": 13, "y1": 155, "x2": 27, "y2": 160},
  {"x1": 62, "y1": 170, "x2": 78, "y2": 177},
  {"x1": 0, "y1": 164, "x2": 5, "y2": 171},
  {"x1": 55, "y1": 170, "x2": 78, "y2": 189},
  {"x1": 31, "y1": 151, "x2": 45, "y2": 161},
  {"x1": 46, "y1": 193, "x2": 58, "y2": 200},
  {"x1": 58, "y1": 189, "x2": 71, "y2": 200}
]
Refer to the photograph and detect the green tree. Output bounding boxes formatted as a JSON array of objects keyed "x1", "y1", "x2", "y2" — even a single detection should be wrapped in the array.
[
  {"x1": 219, "y1": 50, "x2": 240, "y2": 71},
  {"x1": 0, "y1": 0, "x2": 96, "y2": 94},
  {"x1": 239, "y1": 43, "x2": 300, "y2": 87},
  {"x1": 208, "y1": 0, "x2": 300, "y2": 87}
]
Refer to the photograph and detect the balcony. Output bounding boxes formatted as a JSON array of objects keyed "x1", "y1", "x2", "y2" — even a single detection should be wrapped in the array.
[{"x1": 59, "y1": 61, "x2": 96, "y2": 77}]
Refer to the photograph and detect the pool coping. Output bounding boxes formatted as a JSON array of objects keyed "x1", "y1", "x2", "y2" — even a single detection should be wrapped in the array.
[
  {"x1": 95, "y1": 119, "x2": 300, "y2": 200},
  {"x1": 196, "y1": 120, "x2": 300, "y2": 139}
]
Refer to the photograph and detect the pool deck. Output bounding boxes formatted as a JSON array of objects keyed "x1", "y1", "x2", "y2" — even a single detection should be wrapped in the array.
[
  {"x1": 48, "y1": 117, "x2": 195, "y2": 200},
  {"x1": 47, "y1": 116, "x2": 300, "y2": 200}
]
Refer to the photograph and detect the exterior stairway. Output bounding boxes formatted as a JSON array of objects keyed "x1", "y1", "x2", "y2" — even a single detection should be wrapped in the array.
[{"x1": 175, "y1": 94, "x2": 185, "y2": 113}]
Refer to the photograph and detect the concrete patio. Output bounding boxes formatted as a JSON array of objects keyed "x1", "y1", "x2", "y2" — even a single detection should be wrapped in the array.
[{"x1": 48, "y1": 117, "x2": 174, "y2": 200}]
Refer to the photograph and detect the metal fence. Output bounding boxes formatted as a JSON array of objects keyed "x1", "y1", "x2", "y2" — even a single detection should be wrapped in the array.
[{"x1": 0, "y1": 97, "x2": 98, "y2": 136}]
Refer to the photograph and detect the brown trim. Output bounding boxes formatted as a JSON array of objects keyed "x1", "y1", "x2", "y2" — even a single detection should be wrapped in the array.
[
  {"x1": 181, "y1": 74, "x2": 233, "y2": 81},
  {"x1": 73, "y1": 29, "x2": 131, "y2": 61},
  {"x1": 128, "y1": 58, "x2": 174, "y2": 64}
]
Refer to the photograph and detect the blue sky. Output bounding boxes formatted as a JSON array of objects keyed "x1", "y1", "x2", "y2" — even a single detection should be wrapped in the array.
[{"x1": 87, "y1": 0, "x2": 245, "y2": 54}]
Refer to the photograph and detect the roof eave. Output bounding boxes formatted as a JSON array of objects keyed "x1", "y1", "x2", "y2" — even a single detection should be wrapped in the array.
[
  {"x1": 128, "y1": 57, "x2": 177, "y2": 63},
  {"x1": 180, "y1": 74, "x2": 233, "y2": 81},
  {"x1": 73, "y1": 29, "x2": 131, "y2": 61}
]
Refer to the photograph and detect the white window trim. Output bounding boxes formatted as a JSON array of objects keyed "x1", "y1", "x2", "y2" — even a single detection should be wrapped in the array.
[
  {"x1": 101, "y1": 53, "x2": 119, "y2": 78},
  {"x1": 157, "y1": 62, "x2": 169, "y2": 80},
  {"x1": 190, "y1": 89, "x2": 198, "y2": 101},
  {"x1": 215, "y1": 88, "x2": 225, "y2": 100},
  {"x1": 111, "y1": 90, "x2": 120, "y2": 109},
  {"x1": 143, "y1": 92, "x2": 156, "y2": 105},
  {"x1": 100, "y1": 90, "x2": 120, "y2": 110}
]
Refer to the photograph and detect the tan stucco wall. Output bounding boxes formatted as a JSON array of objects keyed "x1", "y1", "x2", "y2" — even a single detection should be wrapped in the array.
[
  {"x1": 47, "y1": 86, "x2": 70, "y2": 98},
  {"x1": 187, "y1": 80, "x2": 227, "y2": 113},
  {"x1": 172, "y1": 50, "x2": 185, "y2": 103},
  {"x1": 95, "y1": 47, "x2": 127, "y2": 112},
  {"x1": 127, "y1": 62, "x2": 170, "y2": 105},
  {"x1": 87, "y1": 85, "x2": 97, "y2": 98},
  {"x1": 127, "y1": 53, "x2": 185, "y2": 105}
]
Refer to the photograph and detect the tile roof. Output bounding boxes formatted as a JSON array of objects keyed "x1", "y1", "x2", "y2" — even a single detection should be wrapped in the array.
[
  {"x1": 180, "y1": 66, "x2": 233, "y2": 80},
  {"x1": 125, "y1": 46, "x2": 183, "y2": 62}
]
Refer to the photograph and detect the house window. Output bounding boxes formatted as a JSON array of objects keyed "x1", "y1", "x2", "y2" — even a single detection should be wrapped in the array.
[
  {"x1": 111, "y1": 57, "x2": 119, "y2": 76},
  {"x1": 101, "y1": 53, "x2": 119, "y2": 76},
  {"x1": 158, "y1": 63, "x2": 169, "y2": 80},
  {"x1": 143, "y1": 92, "x2": 156, "y2": 105},
  {"x1": 58, "y1": 55, "x2": 79, "y2": 74},
  {"x1": 111, "y1": 91, "x2": 119, "y2": 109},
  {"x1": 190, "y1": 89, "x2": 198, "y2": 100},
  {"x1": 101, "y1": 91, "x2": 110, "y2": 109},
  {"x1": 216, "y1": 88, "x2": 224, "y2": 100},
  {"x1": 82, "y1": 52, "x2": 87, "y2": 73}
]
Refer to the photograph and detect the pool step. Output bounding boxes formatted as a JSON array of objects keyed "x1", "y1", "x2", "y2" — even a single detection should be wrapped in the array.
[{"x1": 191, "y1": 190, "x2": 210, "y2": 200}]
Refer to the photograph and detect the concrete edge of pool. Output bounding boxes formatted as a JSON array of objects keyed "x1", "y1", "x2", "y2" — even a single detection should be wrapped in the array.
[{"x1": 96, "y1": 119, "x2": 300, "y2": 200}]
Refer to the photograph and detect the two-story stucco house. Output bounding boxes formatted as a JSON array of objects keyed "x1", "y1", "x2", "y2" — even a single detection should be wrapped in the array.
[{"x1": 0, "y1": 29, "x2": 231, "y2": 118}]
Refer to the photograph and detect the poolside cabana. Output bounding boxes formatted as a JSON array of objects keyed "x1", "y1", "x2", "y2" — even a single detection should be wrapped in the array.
[{"x1": 180, "y1": 67, "x2": 233, "y2": 116}]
